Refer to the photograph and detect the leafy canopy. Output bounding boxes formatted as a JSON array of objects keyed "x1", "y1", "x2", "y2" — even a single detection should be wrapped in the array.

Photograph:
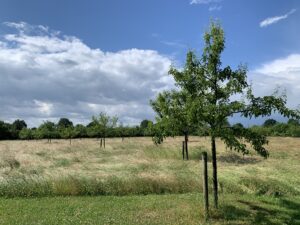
[
  {"x1": 91, "y1": 112, "x2": 118, "y2": 136},
  {"x1": 151, "y1": 21, "x2": 299, "y2": 158}
]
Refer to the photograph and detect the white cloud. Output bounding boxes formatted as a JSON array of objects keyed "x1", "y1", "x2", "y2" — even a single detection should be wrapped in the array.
[
  {"x1": 160, "y1": 40, "x2": 187, "y2": 48},
  {"x1": 250, "y1": 54, "x2": 300, "y2": 108},
  {"x1": 259, "y1": 9, "x2": 296, "y2": 28},
  {"x1": 229, "y1": 54, "x2": 300, "y2": 126},
  {"x1": 209, "y1": 5, "x2": 222, "y2": 11},
  {"x1": 34, "y1": 100, "x2": 53, "y2": 115},
  {"x1": 190, "y1": 0, "x2": 221, "y2": 4},
  {"x1": 0, "y1": 22, "x2": 174, "y2": 127},
  {"x1": 190, "y1": 0, "x2": 223, "y2": 12}
]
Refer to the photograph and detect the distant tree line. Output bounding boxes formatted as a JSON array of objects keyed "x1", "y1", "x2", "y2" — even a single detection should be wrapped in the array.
[
  {"x1": 249, "y1": 118, "x2": 300, "y2": 137},
  {"x1": 0, "y1": 113, "x2": 189, "y2": 142},
  {"x1": 0, "y1": 115, "x2": 153, "y2": 141},
  {"x1": 1, "y1": 115, "x2": 300, "y2": 141}
]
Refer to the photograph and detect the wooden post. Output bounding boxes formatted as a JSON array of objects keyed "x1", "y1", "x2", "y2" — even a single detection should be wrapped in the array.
[
  {"x1": 182, "y1": 141, "x2": 185, "y2": 160},
  {"x1": 211, "y1": 136, "x2": 218, "y2": 209},
  {"x1": 202, "y1": 151, "x2": 209, "y2": 218}
]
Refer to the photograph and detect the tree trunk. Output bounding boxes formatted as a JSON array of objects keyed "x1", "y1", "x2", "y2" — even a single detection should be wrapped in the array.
[
  {"x1": 182, "y1": 141, "x2": 185, "y2": 160},
  {"x1": 211, "y1": 135, "x2": 218, "y2": 208},
  {"x1": 69, "y1": 138, "x2": 71, "y2": 145},
  {"x1": 104, "y1": 137, "x2": 106, "y2": 148},
  {"x1": 184, "y1": 133, "x2": 189, "y2": 160},
  {"x1": 100, "y1": 138, "x2": 102, "y2": 148}
]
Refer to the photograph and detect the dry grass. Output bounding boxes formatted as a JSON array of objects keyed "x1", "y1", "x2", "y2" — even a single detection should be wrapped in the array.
[{"x1": 0, "y1": 136, "x2": 299, "y2": 197}]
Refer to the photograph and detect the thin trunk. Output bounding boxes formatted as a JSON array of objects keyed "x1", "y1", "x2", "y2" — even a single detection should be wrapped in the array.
[
  {"x1": 69, "y1": 138, "x2": 71, "y2": 145},
  {"x1": 211, "y1": 135, "x2": 218, "y2": 208},
  {"x1": 182, "y1": 141, "x2": 185, "y2": 160},
  {"x1": 184, "y1": 133, "x2": 189, "y2": 160},
  {"x1": 104, "y1": 137, "x2": 106, "y2": 148},
  {"x1": 100, "y1": 138, "x2": 102, "y2": 148}
]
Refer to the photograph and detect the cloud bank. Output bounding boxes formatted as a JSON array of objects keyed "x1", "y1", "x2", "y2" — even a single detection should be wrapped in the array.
[
  {"x1": 260, "y1": 9, "x2": 296, "y2": 27},
  {"x1": 250, "y1": 54, "x2": 300, "y2": 109},
  {"x1": 0, "y1": 22, "x2": 173, "y2": 127},
  {"x1": 1, "y1": 22, "x2": 299, "y2": 127}
]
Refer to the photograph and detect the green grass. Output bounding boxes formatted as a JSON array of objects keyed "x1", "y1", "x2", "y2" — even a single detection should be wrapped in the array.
[
  {"x1": 0, "y1": 137, "x2": 299, "y2": 224},
  {"x1": 0, "y1": 193, "x2": 299, "y2": 225},
  {"x1": 54, "y1": 158, "x2": 72, "y2": 167}
]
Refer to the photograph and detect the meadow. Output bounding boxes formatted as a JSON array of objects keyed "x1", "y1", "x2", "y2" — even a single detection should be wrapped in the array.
[{"x1": 0, "y1": 137, "x2": 299, "y2": 224}]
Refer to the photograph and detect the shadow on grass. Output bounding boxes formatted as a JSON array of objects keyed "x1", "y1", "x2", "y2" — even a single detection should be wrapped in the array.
[
  {"x1": 218, "y1": 197, "x2": 300, "y2": 225},
  {"x1": 280, "y1": 199, "x2": 300, "y2": 223},
  {"x1": 218, "y1": 154, "x2": 261, "y2": 164},
  {"x1": 188, "y1": 148, "x2": 261, "y2": 165}
]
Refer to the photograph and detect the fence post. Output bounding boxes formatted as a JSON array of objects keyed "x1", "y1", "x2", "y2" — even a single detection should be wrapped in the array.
[{"x1": 202, "y1": 151, "x2": 209, "y2": 218}]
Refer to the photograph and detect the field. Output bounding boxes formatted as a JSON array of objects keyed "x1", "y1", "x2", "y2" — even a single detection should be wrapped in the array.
[{"x1": 0, "y1": 137, "x2": 299, "y2": 224}]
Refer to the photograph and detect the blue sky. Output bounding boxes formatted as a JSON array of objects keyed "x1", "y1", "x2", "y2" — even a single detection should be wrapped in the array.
[{"x1": 0, "y1": 0, "x2": 299, "y2": 126}]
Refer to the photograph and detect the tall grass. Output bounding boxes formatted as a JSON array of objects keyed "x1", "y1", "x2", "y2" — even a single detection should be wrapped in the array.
[{"x1": 0, "y1": 137, "x2": 299, "y2": 197}]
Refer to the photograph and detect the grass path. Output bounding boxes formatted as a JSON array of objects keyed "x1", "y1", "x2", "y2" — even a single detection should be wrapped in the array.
[{"x1": 0, "y1": 193, "x2": 299, "y2": 225}]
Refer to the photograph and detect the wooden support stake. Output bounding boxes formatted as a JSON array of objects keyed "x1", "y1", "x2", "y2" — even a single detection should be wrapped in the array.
[{"x1": 202, "y1": 151, "x2": 209, "y2": 218}]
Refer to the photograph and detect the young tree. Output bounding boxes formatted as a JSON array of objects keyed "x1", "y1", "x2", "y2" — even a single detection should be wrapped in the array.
[
  {"x1": 19, "y1": 128, "x2": 33, "y2": 140},
  {"x1": 151, "y1": 21, "x2": 299, "y2": 208},
  {"x1": 38, "y1": 121, "x2": 57, "y2": 143},
  {"x1": 151, "y1": 90, "x2": 195, "y2": 159},
  {"x1": 60, "y1": 127, "x2": 78, "y2": 144},
  {"x1": 74, "y1": 124, "x2": 87, "y2": 138},
  {"x1": 92, "y1": 112, "x2": 118, "y2": 148},
  {"x1": 57, "y1": 118, "x2": 76, "y2": 144},
  {"x1": 140, "y1": 119, "x2": 153, "y2": 136}
]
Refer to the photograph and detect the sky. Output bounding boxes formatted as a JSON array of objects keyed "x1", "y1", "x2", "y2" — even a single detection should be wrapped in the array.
[{"x1": 0, "y1": 0, "x2": 300, "y2": 127}]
